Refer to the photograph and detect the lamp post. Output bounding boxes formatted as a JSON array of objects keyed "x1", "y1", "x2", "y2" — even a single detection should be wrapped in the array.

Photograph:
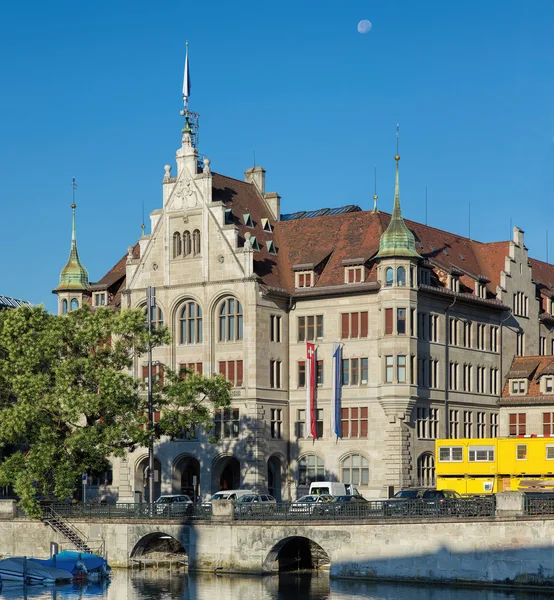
[{"x1": 146, "y1": 286, "x2": 156, "y2": 504}]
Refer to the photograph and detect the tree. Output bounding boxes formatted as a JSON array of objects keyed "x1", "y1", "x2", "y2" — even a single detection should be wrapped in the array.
[{"x1": 0, "y1": 305, "x2": 231, "y2": 516}]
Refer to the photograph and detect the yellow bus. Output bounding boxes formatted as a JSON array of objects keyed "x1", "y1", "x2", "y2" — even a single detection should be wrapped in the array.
[{"x1": 435, "y1": 437, "x2": 554, "y2": 494}]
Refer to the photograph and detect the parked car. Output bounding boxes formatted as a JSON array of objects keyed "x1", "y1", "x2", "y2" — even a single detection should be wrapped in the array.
[
  {"x1": 154, "y1": 494, "x2": 193, "y2": 516},
  {"x1": 309, "y1": 482, "x2": 359, "y2": 497},
  {"x1": 326, "y1": 494, "x2": 372, "y2": 516},
  {"x1": 289, "y1": 494, "x2": 334, "y2": 517},
  {"x1": 205, "y1": 490, "x2": 253, "y2": 504},
  {"x1": 233, "y1": 494, "x2": 277, "y2": 516},
  {"x1": 383, "y1": 489, "x2": 463, "y2": 516}
]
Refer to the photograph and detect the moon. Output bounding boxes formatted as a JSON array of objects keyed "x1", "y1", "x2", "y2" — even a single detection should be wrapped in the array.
[{"x1": 357, "y1": 19, "x2": 372, "y2": 34}]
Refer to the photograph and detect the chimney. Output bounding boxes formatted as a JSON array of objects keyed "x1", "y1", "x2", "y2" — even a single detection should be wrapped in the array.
[
  {"x1": 264, "y1": 192, "x2": 281, "y2": 221},
  {"x1": 244, "y1": 166, "x2": 266, "y2": 196}
]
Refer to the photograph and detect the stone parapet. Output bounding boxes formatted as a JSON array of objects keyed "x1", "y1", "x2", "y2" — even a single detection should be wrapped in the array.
[
  {"x1": 211, "y1": 500, "x2": 234, "y2": 522},
  {"x1": 495, "y1": 491, "x2": 525, "y2": 517},
  {"x1": 0, "y1": 500, "x2": 16, "y2": 519}
]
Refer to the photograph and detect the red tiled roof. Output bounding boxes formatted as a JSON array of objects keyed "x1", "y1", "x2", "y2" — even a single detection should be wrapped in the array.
[{"x1": 500, "y1": 356, "x2": 554, "y2": 405}]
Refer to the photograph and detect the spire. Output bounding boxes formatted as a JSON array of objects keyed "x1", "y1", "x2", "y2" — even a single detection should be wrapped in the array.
[
  {"x1": 178, "y1": 42, "x2": 199, "y2": 150},
  {"x1": 372, "y1": 166, "x2": 379, "y2": 214},
  {"x1": 54, "y1": 179, "x2": 89, "y2": 291},
  {"x1": 376, "y1": 128, "x2": 420, "y2": 259}
]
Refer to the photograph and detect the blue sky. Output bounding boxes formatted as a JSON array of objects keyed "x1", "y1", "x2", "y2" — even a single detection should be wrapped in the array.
[{"x1": 1, "y1": 0, "x2": 553, "y2": 311}]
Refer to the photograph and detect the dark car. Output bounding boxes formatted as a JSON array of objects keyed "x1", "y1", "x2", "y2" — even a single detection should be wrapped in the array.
[
  {"x1": 326, "y1": 495, "x2": 372, "y2": 517},
  {"x1": 384, "y1": 488, "x2": 462, "y2": 516}
]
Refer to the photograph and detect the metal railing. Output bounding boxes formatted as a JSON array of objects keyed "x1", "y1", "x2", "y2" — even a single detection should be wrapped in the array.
[
  {"x1": 524, "y1": 493, "x2": 554, "y2": 516},
  {"x1": 39, "y1": 502, "x2": 213, "y2": 521},
  {"x1": 233, "y1": 497, "x2": 496, "y2": 521}
]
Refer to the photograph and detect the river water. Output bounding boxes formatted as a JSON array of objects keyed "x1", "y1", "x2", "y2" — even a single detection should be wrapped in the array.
[{"x1": 0, "y1": 569, "x2": 549, "y2": 600}]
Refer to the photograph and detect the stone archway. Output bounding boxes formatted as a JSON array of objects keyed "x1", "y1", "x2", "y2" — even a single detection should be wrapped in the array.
[
  {"x1": 264, "y1": 536, "x2": 331, "y2": 573},
  {"x1": 130, "y1": 532, "x2": 185, "y2": 560},
  {"x1": 267, "y1": 455, "x2": 282, "y2": 501},
  {"x1": 173, "y1": 455, "x2": 200, "y2": 501},
  {"x1": 212, "y1": 456, "x2": 240, "y2": 493},
  {"x1": 135, "y1": 456, "x2": 162, "y2": 503}
]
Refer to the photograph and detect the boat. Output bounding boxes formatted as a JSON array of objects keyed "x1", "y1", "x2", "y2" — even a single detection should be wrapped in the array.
[
  {"x1": 0, "y1": 557, "x2": 73, "y2": 584},
  {"x1": 32, "y1": 550, "x2": 111, "y2": 580}
]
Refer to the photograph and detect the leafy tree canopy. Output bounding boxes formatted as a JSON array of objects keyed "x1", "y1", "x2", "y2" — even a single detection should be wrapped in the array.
[{"x1": 0, "y1": 305, "x2": 231, "y2": 516}]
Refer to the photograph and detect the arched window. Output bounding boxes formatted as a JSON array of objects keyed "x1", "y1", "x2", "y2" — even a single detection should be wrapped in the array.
[
  {"x1": 62, "y1": 299, "x2": 68, "y2": 314},
  {"x1": 173, "y1": 232, "x2": 182, "y2": 258},
  {"x1": 385, "y1": 267, "x2": 393, "y2": 287},
  {"x1": 148, "y1": 306, "x2": 164, "y2": 331},
  {"x1": 417, "y1": 453, "x2": 435, "y2": 487},
  {"x1": 218, "y1": 297, "x2": 243, "y2": 342},
  {"x1": 341, "y1": 454, "x2": 369, "y2": 486},
  {"x1": 70, "y1": 298, "x2": 79, "y2": 311},
  {"x1": 298, "y1": 454, "x2": 324, "y2": 485},
  {"x1": 180, "y1": 301, "x2": 203, "y2": 344},
  {"x1": 183, "y1": 231, "x2": 191, "y2": 257},
  {"x1": 397, "y1": 266, "x2": 406, "y2": 286},
  {"x1": 193, "y1": 229, "x2": 201, "y2": 255}
]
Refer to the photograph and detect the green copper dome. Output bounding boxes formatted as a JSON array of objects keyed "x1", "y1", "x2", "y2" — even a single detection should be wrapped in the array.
[
  {"x1": 376, "y1": 157, "x2": 420, "y2": 259},
  {"x1": 54, "y1": 204, "x2": 89, "y2": 291}
]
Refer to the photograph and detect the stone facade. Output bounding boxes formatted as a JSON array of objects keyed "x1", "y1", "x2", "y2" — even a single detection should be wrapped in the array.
[{"x1": 54, "y1": 105, "x2": 554, "y2": 503}]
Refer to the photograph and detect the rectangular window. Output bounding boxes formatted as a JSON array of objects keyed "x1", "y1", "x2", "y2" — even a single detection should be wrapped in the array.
[
  {"x1": 546, "y1": 445, "x2": 554, "y2": 460},
  {"x1": 385, "y1": 308, "x2": 393, "y2": 335},
  {"x1": 270, "y1": 315, "x2": 282, "y2": 343},
  {"x1": 361, "y1": 358, "x2": 368, "y2": 384},
  {"x1": 511, "y1": 379, "x2": 526, "y2": 394},
  {"x1": 463, "y1": 364, "x2": 472, "y2": 392},
  {"x1": 417, "y1": 407, "x2": 427, "y2": 439},
  {"x1": 543, "y1": 413, "x2": 554, "y2": 436},
  {"x1": 410, "y1": 308, "x2": 415, "y2": 337},
  {"x1": 341, "y1": 407, "x2": 369, "y2": 438},
  {"x1": 476, "y1": 324, "x2": 485, "y2": 350},
  {"x1": 476, "y1": 412, "x2": 486, "y2": 438},
  {"x1": 397, "y1": 308, "x2": 406, "y2": 335},
  {"x1": 341, "y1": 358, "x2": 366, "y2": 386},
  {"x1": 489, "y1": 368, "x2": 499, "y2": 395},
  {"x1": 429, "y1": 408, "x2": 439, "y2": 439},
  {"x1": 430, "y1": 314, "x2": 439, "y2": 342},
  {"x1": 297, "y1": 272, "x2": 313, "y2": 288},
  {"x1": 298, "y1": 315, "x2": 324, "y2": 342},
  {"x1": 545, "y1": 378, "x2": 553, "y2": 394},
  {"x1": 439, "y1": 446, "x2": 463, "y2": 462},
  {"x1": 316, "y1": 360, "x2": 324, "y2": 386},
  {"x1": 214, "y1": 408, "x2": 240, "y2": 440},
  {"x1": 269, "y1": 360, "x2": 282, "y2": 389},
  {"x1": 142, "y1": 364, "x2": 164, "y2": 386},
  {"x1": 509, "y1": 413, "x2": 526, "y2": 436},
  {"x1": 316, "y1": 408, "x2": 324, "y2": 438},
  {"x1": 449, "y1": 318, "x2": 458, "y2": 345},
  {"x1": 476, "y1": 366, "x2": 485, "y2": 393},
  {"x1": 385, "y1": 356, "x2": 393, "y2": 383},
  {"x1": 489, "y1": 413, "x2": 499, "y2": 438},
  {"x1": 296, "y1": 409, "x2": 305, "y2": 438},
  {"x1": 449, "y1": 362, "x2": 459, "y2": 391},
  {"x1": 516, "y1": 444, "x2": 527, "y2": 460},
  {"x1": 418, "y1": 312, "x2": 427, "y2": 341},
  {"x1": 490, "y1": 326, "x2": 498, "y2": 352},
  {"x1": 298, "y1": 361, "x2": 306, "y2": 388},
  {"x1": 271, "y1": 408, "x2": 282, "y2": 439},
  {"x1": 468, "y1": 446, "x2": 494, "y2": 462},
  {"x1": 516, "y1": 332, "x2": 525, "y2": 356},
  {"x1": 218, "y1": 360, "x2": 243, "y2": 387},
  {"x1": 94, "y1": 292, "x2": 107, "y2": 307},
  {"x1": 450, "y1": 409, "x2": 459, "y2": 439},
  {"x1": 346, "y1": 266, "x2": 363, "y2": 283},
  {"x1": 463, "y1": 411, "x2": 473, "y2": 438},
  {"x1": 429, "y1": 359, "x2": 439, "y2": 389},
  {"x1": 178, "y1": 362, "x2": 203, "y2": 378},
  {"x1": 397, "y1": 355, "x2": 406, "y2": 383},
  {"x1": 341, "y1": 312, "x2": 369, "y2": 339}
]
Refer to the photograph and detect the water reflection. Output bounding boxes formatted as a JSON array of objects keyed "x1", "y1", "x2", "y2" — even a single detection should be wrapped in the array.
[{"x1": 0, "y1": 570, "x2": 552, "y2": 600}]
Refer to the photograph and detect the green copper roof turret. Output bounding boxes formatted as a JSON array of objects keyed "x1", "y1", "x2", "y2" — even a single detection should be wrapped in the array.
[
  {"x1": 376, "y1": 155, "x2": 420, "y2": 259},
  {"x1": 54, "y1": 203, "x2": 89, "y2": 291}
]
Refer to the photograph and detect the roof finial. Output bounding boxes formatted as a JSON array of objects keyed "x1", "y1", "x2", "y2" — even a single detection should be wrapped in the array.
[
  {"x1": 141, "y1": 201, "x2": 146, "y2": 237},
  {"x1": 71, "y1": 177, "x2": 77, "y2": 241},
  {"x1": 395, "y1": 123, "x2": 400, "y2": 163},
  {"x1": 372, "y1": 166, "x2": 379, "y2": 214},
  {"x1": 183, "y1": 41, "x2": 190, "y2": 113}
]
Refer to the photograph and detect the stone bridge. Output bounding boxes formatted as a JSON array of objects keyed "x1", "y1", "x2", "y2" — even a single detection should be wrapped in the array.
[{"x1": 1, "y1": 497, "x2": 554, "y2": 587}]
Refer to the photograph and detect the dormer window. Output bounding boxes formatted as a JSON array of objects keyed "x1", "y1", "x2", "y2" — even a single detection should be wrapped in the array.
[
  {"x1": 261, "y1": 218, "x2": 273, "y2": 232},
  {"x1": 249, "y1": 236, "x2": 261, "y2": 251},
  {"x1": 243, "y1": 213, "x2": 254, "y2": 228},
  {"x1": 266, "y1": 240, "x2": 277, "y2": 255},
  {"x1": 296, "y1": 271, "x2": 313, "y2": 288},
  {"x1": 510, "y1": 379, "x2": 527, "y2": 395},
  {"x1": 345, "y1": 266, "x2": 364, "y2": 284},
  {"x1": 94, "y1": 292, "x2": 107, "y2": 307},
  {"x1": 542, "y1": 377, "x2": 553, "y2": 394},
  {"x1": 224, "y1": 209, "x2": 234, "y2": 225},
  {"x1": 449, "y1": 275, "x2": 459, "y2": 293}
]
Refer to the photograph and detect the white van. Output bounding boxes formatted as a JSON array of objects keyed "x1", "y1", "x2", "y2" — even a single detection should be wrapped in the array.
[
  {"x1": 309, "y1": 482, "x2": 359, "y2": 497},
  {"x1": 207, "y1": 489, "x2": 252, "y2": 502}
]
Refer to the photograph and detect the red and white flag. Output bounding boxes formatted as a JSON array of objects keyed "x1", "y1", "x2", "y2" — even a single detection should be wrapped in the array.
[{"x1": 306, "y1": 342, "x2": 317, "y2": 438}]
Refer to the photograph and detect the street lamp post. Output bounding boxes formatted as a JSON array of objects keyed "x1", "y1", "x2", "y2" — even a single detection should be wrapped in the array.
[{"x1": 146, "y1": 286, "x2": 156, "y2": 504}]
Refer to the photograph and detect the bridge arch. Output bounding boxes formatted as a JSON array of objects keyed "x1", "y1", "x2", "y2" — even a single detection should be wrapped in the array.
[
  {"x1": 130, "y1": 531, "x2": 186, "y2": 560},
  {"x1": 263, "y1": 536, "x2": 331, "y2": 573}
]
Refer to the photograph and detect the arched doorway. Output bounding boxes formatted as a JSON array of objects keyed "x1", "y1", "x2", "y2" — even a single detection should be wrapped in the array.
[
  {"x1": 173, "y1": 455, "x2": 200, "y2": 501},
  {"x1": 135, "y1": 456, "x2": 162, "y2": 503},
  {"x1": 417, "y1": 452, "x2": 435, "y2": 487},
  {"x1": 264, "y1": 536, "x2": 331, "y2": 573},
  {"x1": 130, "y1": 532, "x2": 185, "y2": 559},
  {"x1": 212, "y1": 456, "x2": 240, "y2": 493},
  {"x1": 268, "y1": 455, "x2": 282, "y2": 501}
]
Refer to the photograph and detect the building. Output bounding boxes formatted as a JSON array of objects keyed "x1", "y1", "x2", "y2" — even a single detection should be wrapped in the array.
[
  {"x1": 53, "y1": 75, "x2": 554, "y2": 503},
  {"x1": 0, "y1": 296, "x2": 32, "y2": 311}
]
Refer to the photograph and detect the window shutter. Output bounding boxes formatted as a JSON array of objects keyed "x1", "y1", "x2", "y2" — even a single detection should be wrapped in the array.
[
  {"x1": 197, "y1": 362, "x2": 203, "y2": 374},
  {"x1": 142, "y1": 366, "x2": 148, "y2": 380},
  {"x1": 360, "y1": 312, "x2": 368, "y2": 338},
  {"x1": 228, "y1": 361, "x2": 235, "y2": 385},
  {"x1": 236, "y1": 360, "x2": 243, "y2": 386},
  {"x1": 341, "y1": 314, "x2": 349, "y2": 339},
  {"x1": 348, "y1": 269, "x2": 354, "y2": 283},
  {"x1": 157, "y1": 365, "x2": 164, "y2": 386},
  {"x1": 219, "y1": 361, "x2": 226, "y2": 378},
  {"x1": 351, "y1": 313, "x2": 359, "y2": 338},
  {"x1": 154, "y1": 411, "x2": 161, "y2": 423},
  {"x1": 385, "y1": 308, "x2": 393, "y2": 335}
]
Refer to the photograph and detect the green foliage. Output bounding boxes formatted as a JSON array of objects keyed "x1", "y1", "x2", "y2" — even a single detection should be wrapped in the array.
[{"x1": 0, "y1": 305, "x2": 231, "y2": 516}]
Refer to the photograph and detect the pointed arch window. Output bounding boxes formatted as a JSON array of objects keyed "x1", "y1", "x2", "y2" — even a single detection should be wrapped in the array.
[
  {"x1": 62, "y1": 299, "x2": 68, "y2": 314},
  {"x1": 397, "y1": 266, "x2": 406, "y2": 286},
  {"x1": 180, "y1": 301, "x2": 203, "y2": 344},
  {"x1": 173, "y1": 232, "x2": 182, "y2": 258},
  {"x1": 70, "y1": 298, "x2": 79, "y2": 311},
  {"x1": 183, "y1": 231, "x2": 192, "y2": 257},
  {"x1": 193, "y1": 229, "x2": 201, "y2": 255},
  {"x1": 218, "y1": 297, "x2": 243, "y2": 342},
  {"x1": 385, "y1": 267, "x2": 394, "y2": 287}
]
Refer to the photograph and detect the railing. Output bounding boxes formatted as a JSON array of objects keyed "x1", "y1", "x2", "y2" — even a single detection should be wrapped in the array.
[
  {"x1": 233, "y1": 496, "x2": 496, "y2": 521},
  {"x1": 524, "y1": 493, "x2": 554, "y2": 516},
  {"x1": 40, "y1": 502, "x2": 213, "y2": 521}
]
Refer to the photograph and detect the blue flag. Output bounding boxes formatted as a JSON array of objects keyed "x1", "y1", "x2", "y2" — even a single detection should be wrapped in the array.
[{"x1": 330, "y1": 342, "x2": 342, "y2": 438}]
